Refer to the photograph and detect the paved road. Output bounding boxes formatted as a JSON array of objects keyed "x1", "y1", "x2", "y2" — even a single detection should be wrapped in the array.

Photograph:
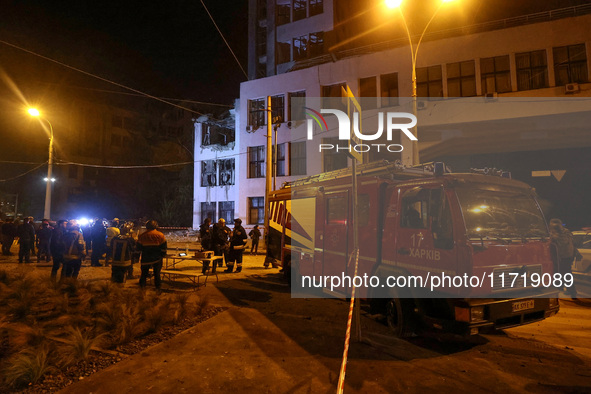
[{"x1": 4, "y1": 252, "x2": 588, "y2": 393}]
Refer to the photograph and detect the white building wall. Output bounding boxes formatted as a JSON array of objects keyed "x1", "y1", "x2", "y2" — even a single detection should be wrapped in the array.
[
  {"x1": 237, "y1": 13, "x2": 591, "y2": 228},
  {"x1": 192, "y1": 105, "x2": 240, "y2": 230}
]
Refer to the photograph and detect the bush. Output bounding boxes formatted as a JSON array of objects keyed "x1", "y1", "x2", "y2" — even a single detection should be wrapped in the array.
[
  {"x1": 2, "y1": 345, "x2": 57, "y2": 389},
  {"x1": 61, "y1": 327, "x2": 101, "y2": 364}
]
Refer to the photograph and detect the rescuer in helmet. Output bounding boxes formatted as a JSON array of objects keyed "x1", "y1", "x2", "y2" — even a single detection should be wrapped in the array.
[
  {"x1": 226, "y1": 218, "x2": 247, "y2": 273},
  {"x1": 136, "y1": 220, "x2": 167, "y2": 289},
  {"x1": 110, "y1": 222, "x2": 136, "y2": 283}
]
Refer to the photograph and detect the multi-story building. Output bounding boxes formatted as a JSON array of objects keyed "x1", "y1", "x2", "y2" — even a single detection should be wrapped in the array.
[
  {"x1": 192, "y1": 104, "x2": 240, "y2": 229},
  {"x1": 235, "y1": 1, "x2": 591, "y2": 229}
]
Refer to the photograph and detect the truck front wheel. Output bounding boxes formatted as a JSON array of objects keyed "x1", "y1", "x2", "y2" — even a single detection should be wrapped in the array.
[{"x1": 386, "y1": 298, "x2": 415, "y2": 338}]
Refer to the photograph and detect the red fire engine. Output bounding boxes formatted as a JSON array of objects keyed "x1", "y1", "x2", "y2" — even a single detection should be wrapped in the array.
[{"x1": 266, "y1": 161, "x2": 560, "y2": 337}]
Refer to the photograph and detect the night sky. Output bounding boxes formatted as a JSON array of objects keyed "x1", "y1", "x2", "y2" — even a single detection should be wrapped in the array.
[{"x1": 1, "y1": 0, "x2": 249, "y2": 105}]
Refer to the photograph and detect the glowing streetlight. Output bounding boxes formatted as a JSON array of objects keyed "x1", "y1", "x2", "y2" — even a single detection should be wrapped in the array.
[
  {"x1": 385, "y1": 0, "x2": 457, "y2": 165},
  {"x1": 27, "y1": 108, "x2": 55, "y2": 220}
]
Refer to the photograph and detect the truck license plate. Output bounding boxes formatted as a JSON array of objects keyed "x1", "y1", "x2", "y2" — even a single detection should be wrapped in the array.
[{"x1": 512, "y1": 300, "x2": 534, "y2": 312}]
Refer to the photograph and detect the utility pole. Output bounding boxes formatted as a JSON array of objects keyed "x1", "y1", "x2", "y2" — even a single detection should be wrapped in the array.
[{"x1": 264, "y1": 96, "x2": 273, "y2": 238}]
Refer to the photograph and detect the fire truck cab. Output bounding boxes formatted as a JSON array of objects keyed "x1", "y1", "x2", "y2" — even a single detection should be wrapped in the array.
[{"x1": 266, "y1": 161, "x2": 560, "y2": 337}]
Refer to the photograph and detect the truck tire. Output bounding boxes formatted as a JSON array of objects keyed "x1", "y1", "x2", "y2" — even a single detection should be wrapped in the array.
[{"x1": 386, "y1": 298, "x2": 415, "y2": 338}]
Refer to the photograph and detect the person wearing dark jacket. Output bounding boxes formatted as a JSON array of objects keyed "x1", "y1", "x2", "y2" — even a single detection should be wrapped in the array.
[
  {"x1": 211, "y1": 218, "x2": 231, "y2": 268},
  {"x1": 62, "y1": 220, "x2": 86, "y2": 279},
  {"x1": 225, "y1": 218, "x2": 248, "y2": 273},
  {"x1": 248, "y1": 225, "x2": 261, "y2": 255},
  {"x1": 110, "y1": 229, "x2": 136, "y2": 284},
  {"x1": 90, "y1": 219, "x2": 106, "y2": 267},
  {"x1": 36, "y1": 221, "x2": 53, "y2": 262},
  {"x1": 549, "y1": 218, "x2": 577, "y2": 298},
  {"x1": 2, "y1": 218, "x2": 16, "y2": 256},
  {"x1": 17, "y1": 216, "x2": 35, "y2": 263},
  {"x1": 50, "y1": 220, "x2": 68, "y2": 280},
  {"x1": 137, "y1": 220, "x2": 167, "y2": 289}
]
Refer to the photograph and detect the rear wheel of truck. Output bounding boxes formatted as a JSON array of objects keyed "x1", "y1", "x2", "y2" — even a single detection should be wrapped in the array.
[{"x1": 386, "y1": 298, "x2": 415, "y2": 338}]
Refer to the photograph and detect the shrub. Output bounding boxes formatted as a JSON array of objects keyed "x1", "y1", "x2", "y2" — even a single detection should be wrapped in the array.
[
  {"x1": 95, "y1": 302, "x2": 122, "y2": 332},
  {"x1": 143, "y1": 302, "x2": 170, "y2": 334},
  {"x1": 114, "y1": 305, "x2": 144, "y2": 345},
  {"x1": 61, "y1": 327, "x2": 101, "y2": 364},
  {"x1": 2, "y1": 345, "x2": 57, "y2": 389},
  {"x1": 195, "y1": 294, "x2": 210, "y2": 316}
]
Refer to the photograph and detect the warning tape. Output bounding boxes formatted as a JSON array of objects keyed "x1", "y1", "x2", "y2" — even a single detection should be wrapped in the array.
[
  {"x1": 336, "y1": 248, "x2": 360, "y2": 394},
  {"x1": 158, "y1": 227, "x2": 193, "y2": 230}
]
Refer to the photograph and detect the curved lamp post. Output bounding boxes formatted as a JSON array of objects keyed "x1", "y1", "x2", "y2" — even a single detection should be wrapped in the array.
[
  {"x1": 27, "y1": 108, "x2": 55, "y2": 220},
  {"x1": 385, "y1": 0, "x2": 456, "y2": 165}
]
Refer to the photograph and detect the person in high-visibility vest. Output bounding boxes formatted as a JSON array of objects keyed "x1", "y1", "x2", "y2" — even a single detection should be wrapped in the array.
[
  {"x1": 110, "y1": 225, "x2": 136, "y2": 283},
  {"x1": 137, "y1": 220, "x2": 167, "y2": 289}
]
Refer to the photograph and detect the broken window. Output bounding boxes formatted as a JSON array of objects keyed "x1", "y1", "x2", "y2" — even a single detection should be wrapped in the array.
[
  {"x1": 293, "y1": 35, "x2": 308, "y2": 61},
  {"x1": 293, "y1": 0, "x2": 306, "y2": 21},
  {"x1": 218, "y1": 158, "x2": 235, "y2": 186},
  {"x1": 201, "y1": 160, "x2": 217, "y2": 187},
  {"x1": 201, "y1": 202, "x2": 216, "y2": 223},
  {"x1": 309, "y1": 0, "x2": 323, "y2": 16},
  {"x1": 276, "y1": 41, "x2": 291, "y2": 64},
  {"x1": 308, "y1": 32, "x2": 323, "y2": 57},
  {"x1": 276, "y1": 0, "x2": 291, "y2": 25},
  {"x1": 202, "y1": 123, "x2": 235, "y2": 146}
]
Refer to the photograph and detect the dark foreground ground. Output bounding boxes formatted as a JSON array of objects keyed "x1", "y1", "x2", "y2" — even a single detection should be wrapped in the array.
[{"x1": 2, "y1": 250, "x2": 591, "y2": 393}]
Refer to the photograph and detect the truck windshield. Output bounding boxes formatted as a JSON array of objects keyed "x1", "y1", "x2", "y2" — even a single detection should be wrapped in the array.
[{"x1": 456, "y1": 187, "x2": 548, "y2": 239}]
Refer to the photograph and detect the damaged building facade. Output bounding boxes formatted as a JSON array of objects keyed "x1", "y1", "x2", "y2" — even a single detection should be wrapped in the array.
[{"x1": 192, "y1": 103, "x2": 240, "y2": 229}]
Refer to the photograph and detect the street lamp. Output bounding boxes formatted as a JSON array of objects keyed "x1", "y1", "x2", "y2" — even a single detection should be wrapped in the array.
[
  {"x1": 386, "y1": 0, "x2": 456, "y2": 165},
  {"x1": 27, "y1": 108, "x2": 54, "y2": 220}
]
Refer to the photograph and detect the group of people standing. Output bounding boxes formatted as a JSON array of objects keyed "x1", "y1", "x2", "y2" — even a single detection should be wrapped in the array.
[
  {"x1": 1, "y1": 216, "x2": 167, "y2": 289},
  {"x1": 199, "y1": 218, "x2": 261, "y2": 274}
]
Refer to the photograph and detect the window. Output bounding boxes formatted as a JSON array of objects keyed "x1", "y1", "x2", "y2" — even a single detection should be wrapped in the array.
[
  {"x1": 201, "y1": 202, "x2": 216, "y2": 223},
  {"x1": 276, "y1": 0, "x2": 291, "y2": 25},
  {"x1": 273, "y1": 143, "x2": 286, "y2": 176},
  {"x1": 481, "y1": 55, "x2": 511, "y2": 94},
  {"x1": 417, "y1": 65, "x2": 442, "y2": 97},
  {"x1": 322, "y1": 82, "x2": 346, "y2": 111},
  {"x1": 218, "y1": 201, "x2": 235, "y2": 223},
  {"x1": 293, "y1": 35, "x2": 308, "y2": 61},
  {"x1": 218, "y1": 159, "x2": 235, "y2": 186},
  {"x1": 288, "y1": 91, "x2": 306, "y2": 121},
  {"x1": 294, "y1": 32, "x2": 323, "y2": 60},
  {"x1": 553, "y1": 44, "x2": 588, "y2": 86},
  {"x1": 447, "y1": 60, "x2": 476, "y2": 97},
  {"x1": 271, "y1": 95, "x2": 285, "y2": 124},
  {"x1": 248, "y1": 146, "x2": 265, "y2": 178},
  {"x1": 359, "y1": 76, "x2": 377, "y2": 109},
  {"x1": 276, "y1": 41, "x2": 291, "y2": 64},
  {"x1": 327, "y1": 197, "x2": 347, "y2": 225},
  {"x1": 202, "y1": 124, "x2": 235, "y2": 146},
  {"x1": 293, "y1": 0, "x2": 306, "y2": 21},
  {"x1": 249, "y1": 197, "x2": 265, "y2": 224},
  {"x1": 309, "y1": 0, "x2": 323, "y2": 16},
  {"x1": 256, "y1": 27, "x2": 267, "y2": 57},
  {"x1": 516, "y1": 50, "x2": 548, "y2": 91},
  {"x1": 248, "y1": 98, "x2": 266, "y2": 128},
  {"x1": 290, "y1": 141, "x2": 307, "y2": 175},
  {"x1": 380, "y1": 72, "x2": 399, "y2": 107},
  {"x1": 322, "y1": 137, "x2": 348, "y2": 172},
  {"x1": 400, "y1": 187, "x2": 453, "y2": 249},
  {"x1": 308, "y1": 32, "x2": 324, "y2": 58},
  {"x1": 201, "y1": 160, "x2": 217, "y2": 187}
]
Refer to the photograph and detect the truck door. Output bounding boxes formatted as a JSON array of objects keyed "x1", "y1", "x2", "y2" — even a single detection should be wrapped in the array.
[
  {"x1": 323, "y1": 191, "x2": 350, "y2": 295},
  {"x1": 395, "y1": 186, "x2": 457, "y2": 296}
]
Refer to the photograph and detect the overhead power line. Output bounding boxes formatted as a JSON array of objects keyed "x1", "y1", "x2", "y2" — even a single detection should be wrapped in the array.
[{"x1": 199, "y1": 0, "x2": 248, "y2": 79}]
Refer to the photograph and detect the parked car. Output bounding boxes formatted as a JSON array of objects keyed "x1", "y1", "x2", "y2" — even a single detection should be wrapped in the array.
[{"x1": 573, "y1": 229, "x2": 591, "y2": 273}]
